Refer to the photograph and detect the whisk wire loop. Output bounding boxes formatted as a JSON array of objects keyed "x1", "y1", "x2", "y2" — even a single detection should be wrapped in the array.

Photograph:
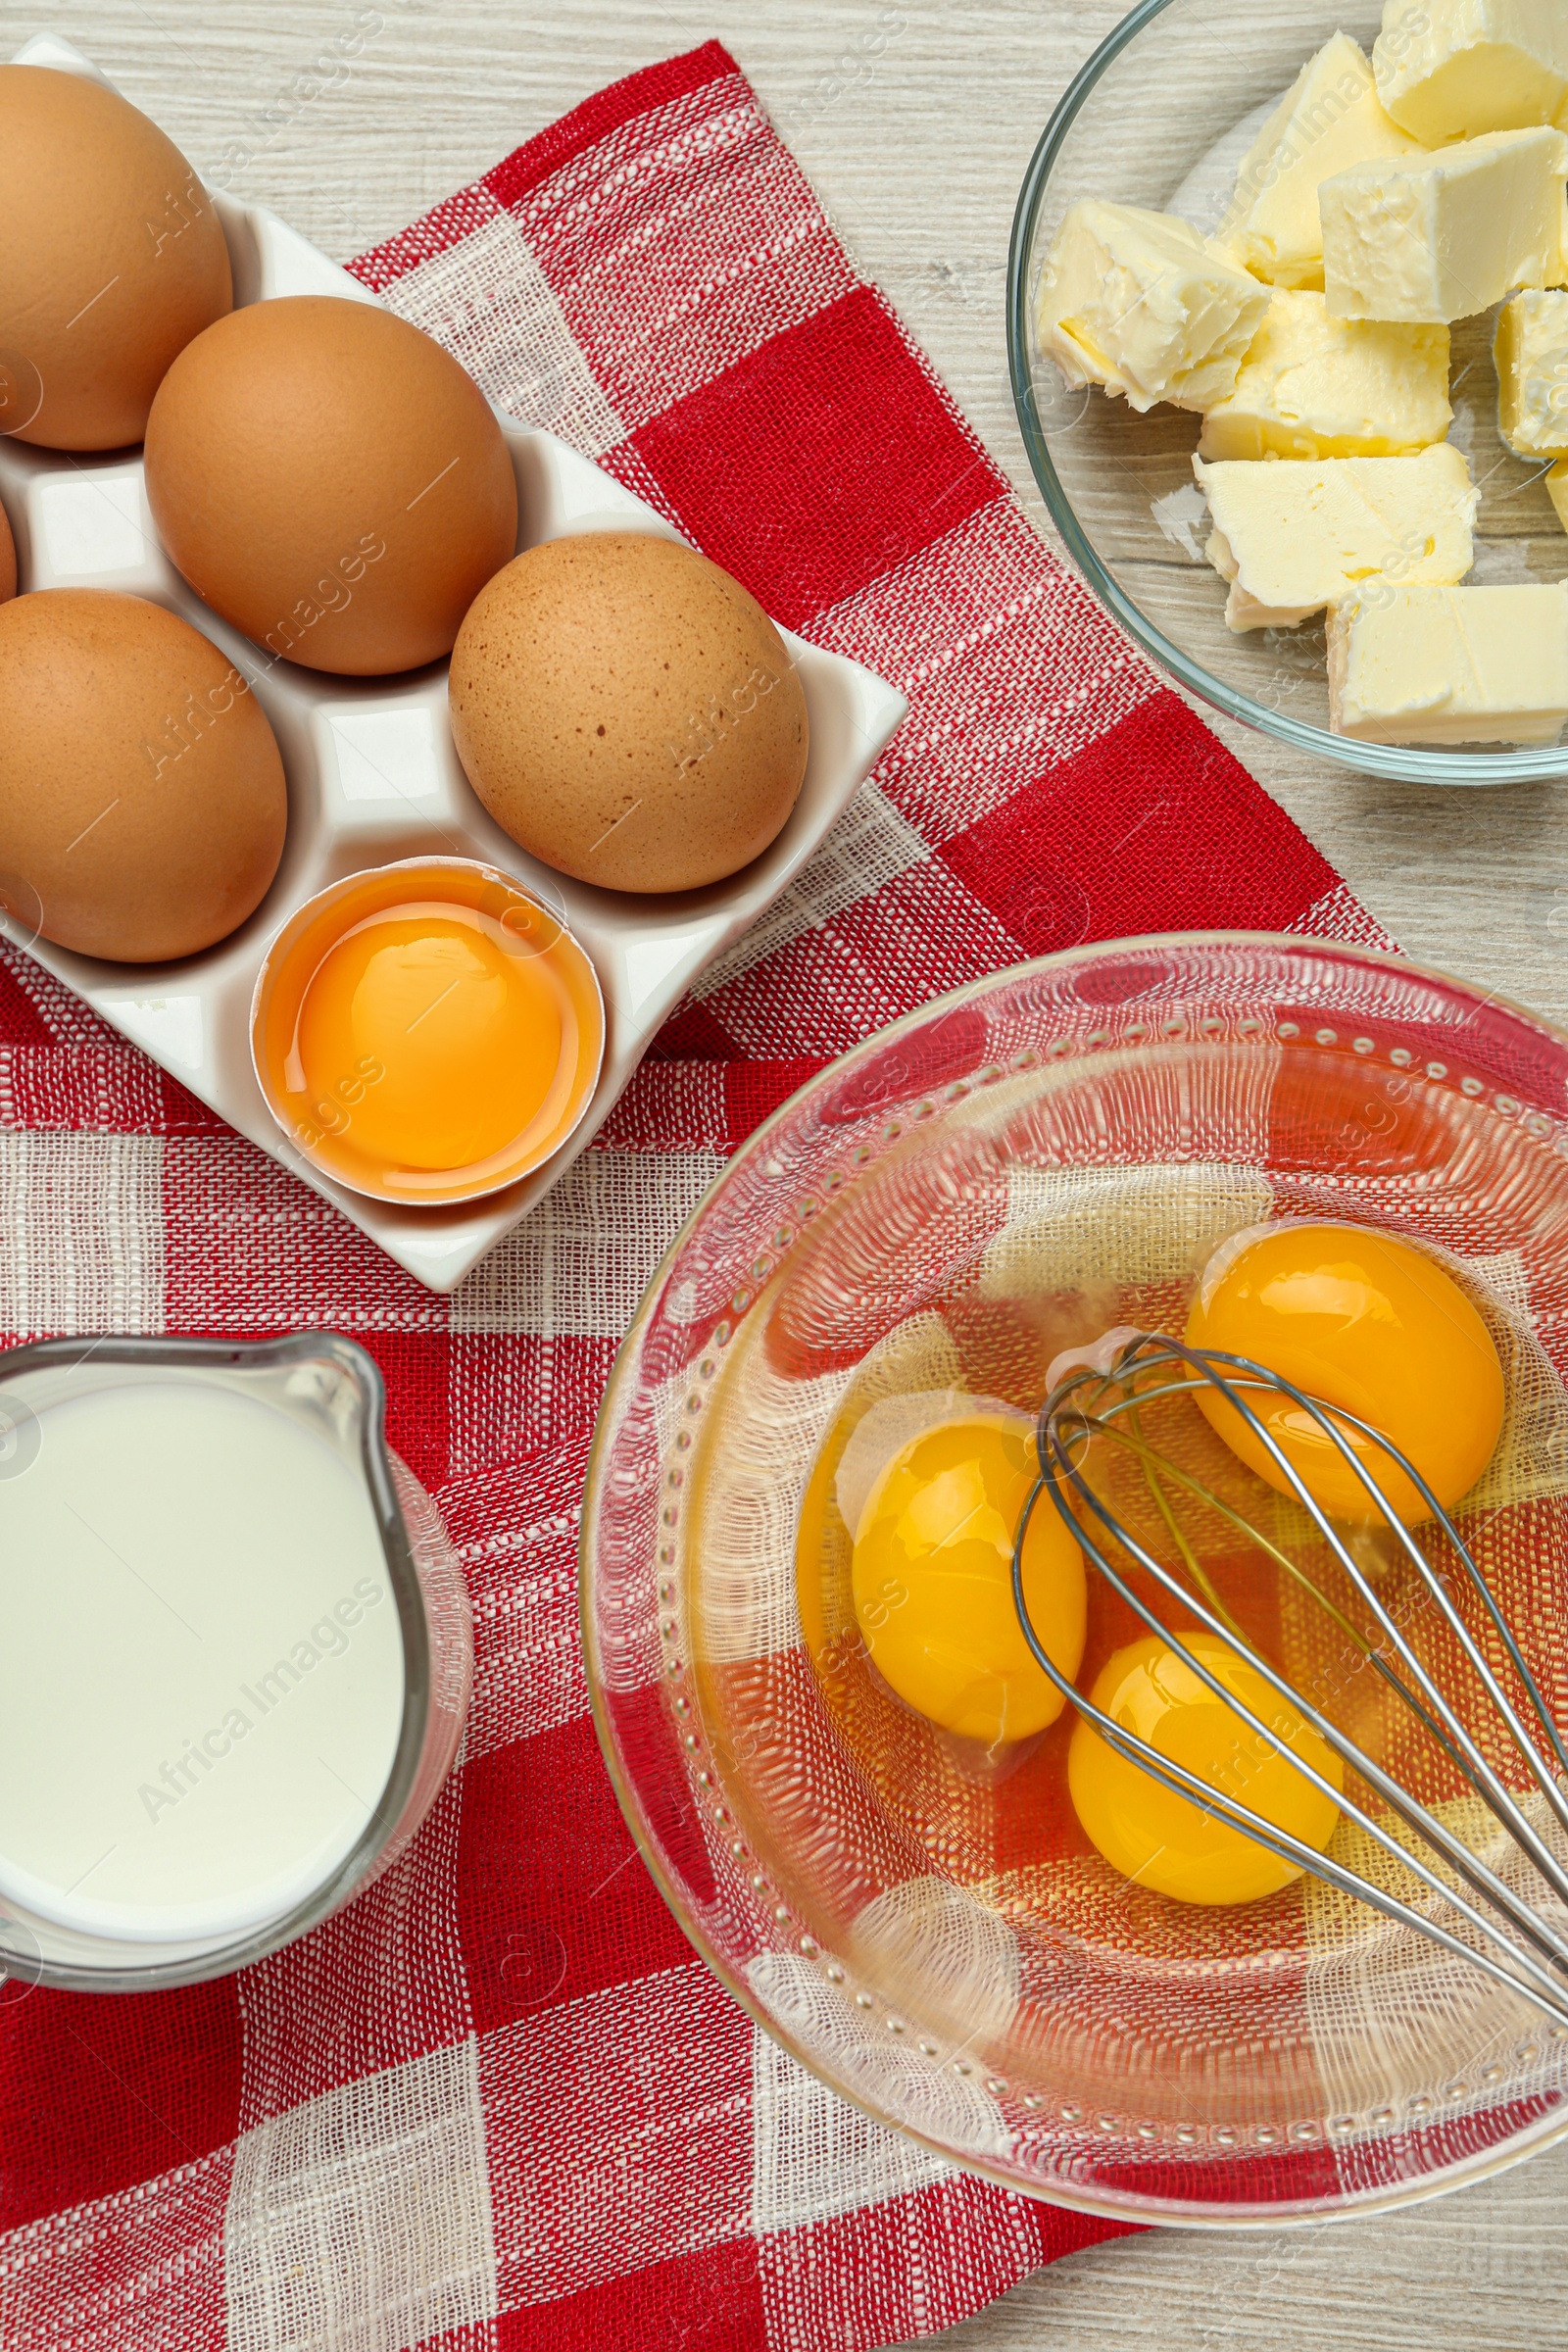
[
  {"x1": 1013, "y1": 1335, "x2": 1568, "y2": 2030},
  {"x1": 1071, "y1": 1403, "x2": 1454, "y2": 1742},
  {"x1": 1087, "y1": 1358, "x2": 1568, "y2": 1787},
  {"x1": 1056, "y1": 1343, "x2": 1568, "y2": 1884},
  {"x1": 1016, "y1": 1473, "x2": 1568, "y2": 2004},
  {"x1": 1174, "y1": 1351, "x2": 1568, "y2": 1906},
  {"x1": 1040, "y1": 1656, "x2": 1568, "y2": 2028},
  {"x1": 1166, "y1": 1345, "x2": 1568, "y2": 1882},
  {"x1": 1084, "y1": 1359, "x2": 1568, "y2": 1842},
  {"x1": 1021, "y1": 1427, "x2": 1568, "y2": 2005}
]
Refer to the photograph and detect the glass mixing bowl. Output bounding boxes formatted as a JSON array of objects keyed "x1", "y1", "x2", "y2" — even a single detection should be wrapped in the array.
[
  {"x1": 1007, "y1": 0, "x2": 1568, "y2": 788},
  {"x1": 583, "y1": 935, "x2": 1568, "y2": 2225}
]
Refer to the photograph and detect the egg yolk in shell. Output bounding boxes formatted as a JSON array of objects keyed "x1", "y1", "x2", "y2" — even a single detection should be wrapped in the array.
[
  {"x1": 1069, "y1": 1633, "x2": 1345, "y2": 1905},
  {"x1": 255, "y1": 862, "x2": 605, "y2": 1206},
  {"x1": 295, "y1": 910, "x2": 564, "y2": 1172},
  {"x1": 1184, "y1": 1223, "x2": 1505, "y2": 1526},
  {"x1": 850, "y1": 1414, "x2": 1087, "y2": 1745}
]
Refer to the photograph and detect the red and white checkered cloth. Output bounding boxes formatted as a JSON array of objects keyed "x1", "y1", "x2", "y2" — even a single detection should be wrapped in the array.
[{"x1": 0, "y1": 42, "x2": 1396, "y2": 2352}]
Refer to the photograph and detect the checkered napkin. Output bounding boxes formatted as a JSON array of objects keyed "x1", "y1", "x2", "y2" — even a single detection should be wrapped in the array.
[{"x1": 0, "y1": 41, "x2": 1396, "y2": 2352}]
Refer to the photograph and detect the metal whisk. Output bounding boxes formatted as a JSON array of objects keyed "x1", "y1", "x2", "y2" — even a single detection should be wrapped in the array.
[{"x1": 1011, "y1": 1331, "x2": 1568, "y2": 2032}]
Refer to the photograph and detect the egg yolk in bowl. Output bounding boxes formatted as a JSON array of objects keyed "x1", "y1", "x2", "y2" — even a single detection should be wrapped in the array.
[
  {"x1": 1185, "y1": 1223, "x2": 1505, "y2": 1526},
  {"x1": 850, "y1": 1412, "x2": 1087, "y2": 1746},
  {"x1": 1069, "y1": 1632, "x2": 1345, "y2": 1906}
]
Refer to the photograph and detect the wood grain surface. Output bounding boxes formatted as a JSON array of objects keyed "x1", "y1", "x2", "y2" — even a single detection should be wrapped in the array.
[{"x1": 6, "y1": 1, "x2": 1567, "y2": 2343}]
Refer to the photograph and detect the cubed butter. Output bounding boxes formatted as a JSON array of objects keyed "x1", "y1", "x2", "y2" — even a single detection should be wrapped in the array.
[
  {"x1": 1321, "y1": 127, "x2": 1568, "y2": 324},
  {"x1": 1199, "y1": 290, "x2": 1451, "y2": 461},
  {"x1": 1220, "y1": 34, "x2": 1421, "y2": 291},
  {"x1": 1549, "y1": 458, "x2": 1568, "y2": 532},
  {"x1": 1036, "y1": 200, "x2": 1270, "y2": 414},
  {"x1": 1374, "y1": 0, "x2": 1568, "y2": 144},
  {"x1": 1194, "y1": 442, "x2": 1478, "y2": 631},
  {"x1": 1495, "y1": 289, "x2": 1568, "y2": 454},
  {"x1": 1328, "y1": 581, "x2": 1568, "y2": 745}
]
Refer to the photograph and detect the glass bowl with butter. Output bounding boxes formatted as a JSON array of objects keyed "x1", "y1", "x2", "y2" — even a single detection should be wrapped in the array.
[{"x1": 1008, "y1": 0, "x2": 1568, "y2": 783}]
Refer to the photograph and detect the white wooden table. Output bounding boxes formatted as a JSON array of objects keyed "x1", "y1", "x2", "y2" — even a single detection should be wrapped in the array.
[{"x1": 9, "y1": 0, "x2": 1568, "y2": 2340}]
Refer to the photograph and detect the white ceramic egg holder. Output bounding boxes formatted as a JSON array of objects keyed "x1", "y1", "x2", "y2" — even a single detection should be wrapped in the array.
[{"x1": 0, "y1": 33, "x2": 907, "y2": 1293}]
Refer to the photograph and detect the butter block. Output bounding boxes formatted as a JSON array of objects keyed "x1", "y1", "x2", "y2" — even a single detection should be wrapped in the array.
[
  {"x1": 1220, "y1": 34, "x2": 1422, "y2": 291},
  {"x1": 1374, "y1": 0, "x2": 1568, "y2": 144},
  {"x1": 1194, "y1": 442, "x2": 1478, "y2": 631},
  {"x1": 1549, "y1": 458, "x2": 1568, "y2": 532},
  {"x1": 1321, "y1": 127, "x2": 1568, "y2": 323},
  {"x1": 1328, "y1": 581, "x2": 1568, "y2": 745},
  {"x1": 1199, "y1": 290, "x2": 1451, "y2": 461},
  {"x1": 1495, "y1": 289, "x2": 1568, "y2": 454},
  {"x1": 1036, "y1": 200, "x2": 1270, "y2": 415}
]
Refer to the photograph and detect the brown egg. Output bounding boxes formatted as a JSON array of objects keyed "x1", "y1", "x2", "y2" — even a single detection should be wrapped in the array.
[
  {"x1": 144, "y1": 297, "x2": 518, "y2": 676},
  {"x1": 0, "y1": 591, "x2": 286, "y2": 962},
  {"x1": 448, "y1": 534, "x2": 809, "y2": 893},
  {"x1": 0, "y1": 502, "x2": 14, "y2": 605},
  {"x1": 0, "y1": 66, "x2": 232, "y2": 451}
]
